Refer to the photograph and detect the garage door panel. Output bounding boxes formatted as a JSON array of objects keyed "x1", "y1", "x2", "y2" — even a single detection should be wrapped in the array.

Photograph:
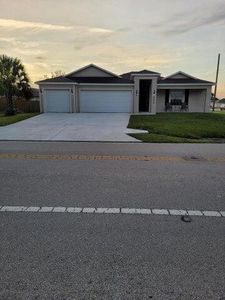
[
  {"x1": 80, "y1": 90, "x2": 133, "y2": 112},
  {"x1": 44, "y1": 90, "x2": 70, "y2": 113}
]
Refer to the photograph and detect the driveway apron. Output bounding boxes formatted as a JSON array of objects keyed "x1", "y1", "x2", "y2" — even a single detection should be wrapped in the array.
[{"x1": 0, "y1": 113, "x2": 146, "y2": 142}]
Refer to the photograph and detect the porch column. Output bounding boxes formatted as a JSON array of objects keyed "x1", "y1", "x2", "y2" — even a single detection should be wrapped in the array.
[
  {"x1": 133, "y1": 78, "x2": 139, "y2": 113},
  {"x1": 150, "y1": 78, "x2": 157, "y2": 114}
]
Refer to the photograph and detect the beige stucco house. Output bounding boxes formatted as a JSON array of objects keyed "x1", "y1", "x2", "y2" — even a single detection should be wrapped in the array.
[{"x1": 36, "y1": 64, "x2": 213, "y2": 114}]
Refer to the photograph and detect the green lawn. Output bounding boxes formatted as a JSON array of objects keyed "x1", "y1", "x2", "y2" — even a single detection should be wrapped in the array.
[
  {"x1": 0, "y1": 113, "x2": 39, "y2": 126},
  {"x1": 128, "y1": 113, "x2": 225, "y2": 143}
]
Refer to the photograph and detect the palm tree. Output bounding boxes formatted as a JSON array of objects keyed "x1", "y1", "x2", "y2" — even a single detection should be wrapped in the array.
[{"x1": 0, "y1": 55, "x2": 31, "y2": 115}]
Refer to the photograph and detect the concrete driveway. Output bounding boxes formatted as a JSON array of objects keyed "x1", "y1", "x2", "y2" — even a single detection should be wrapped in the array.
[{"x1": 0, "y1": 113, "x2": 146, "y2": 142}]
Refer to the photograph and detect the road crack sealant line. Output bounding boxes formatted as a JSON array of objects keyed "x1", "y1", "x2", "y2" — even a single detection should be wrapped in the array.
[
  {"x1": 0, "y1": 206, "x2": 224, "y2": 218},
  {"x1": 0, "y1": 153, "x2": 225, "y2": 162}
]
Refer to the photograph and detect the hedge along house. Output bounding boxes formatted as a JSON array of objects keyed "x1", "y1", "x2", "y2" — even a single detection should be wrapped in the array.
[{"x1": 36, "y1": 64, "x2": 214, "y2": 114}]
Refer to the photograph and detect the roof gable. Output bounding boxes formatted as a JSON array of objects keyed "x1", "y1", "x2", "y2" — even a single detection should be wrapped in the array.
[
  {"x1": 159, "y1": 71, "x2": 214, "y2": 85},
  {"x1": 164, "y1": 71, "x2": 199, "y2": 80},
  {"x1": 67, "y1": 64, "x2": 120, "y2": 78},
  {"x1": 121, "y1": 70, "x2": 160, "y2": 79}
]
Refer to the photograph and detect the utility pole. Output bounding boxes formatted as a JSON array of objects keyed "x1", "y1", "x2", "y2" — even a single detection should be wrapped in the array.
[{"x1": 212, "y1": 53, "x2": 220, "y2": 111}]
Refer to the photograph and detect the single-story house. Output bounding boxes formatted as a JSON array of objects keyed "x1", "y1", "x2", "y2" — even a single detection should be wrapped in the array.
[{"x1": 36, "y1": 64, "x2": 214, "y2": 114}]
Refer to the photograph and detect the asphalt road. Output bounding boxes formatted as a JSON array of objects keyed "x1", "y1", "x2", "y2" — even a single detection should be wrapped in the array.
[{"x1": 0, "y1": 142, "x2": 225, "y2": 300}]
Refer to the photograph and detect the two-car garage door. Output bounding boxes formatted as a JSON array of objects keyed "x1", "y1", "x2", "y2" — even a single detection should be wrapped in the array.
[
  {"x1": 43, "y1": 89, "x2": 133, "y2": 113},
  {"x1": 80, "y1": 90, "x2": 133, "y2": 112}
]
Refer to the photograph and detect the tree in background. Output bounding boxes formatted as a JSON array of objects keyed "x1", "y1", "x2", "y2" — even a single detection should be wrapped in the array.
[
  {"x1": 0, "y1": 55, "x2": 31, "y2": 115},
  {"x1": 43, "y1": 70, "x2": 65, "y2": 79}
]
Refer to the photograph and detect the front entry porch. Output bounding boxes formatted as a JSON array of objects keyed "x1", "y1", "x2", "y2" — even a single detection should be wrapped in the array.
[{"x1": 133, "y1": 75, "x2": 158, "y2": 114}]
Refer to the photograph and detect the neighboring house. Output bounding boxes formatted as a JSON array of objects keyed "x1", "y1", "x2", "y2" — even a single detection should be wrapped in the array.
[
  {"x1": 210, "y1": 100, "x2": 220, "y2": 109},
  {"x1": 36, "y1": 64, "x2": 214, "y2": 114},
  {"x1": 210, "y1": 98, "x2": 225, "y2": 110},
  {"x1": 217, "y1": 98, "x2": 225, "y2": 110}
]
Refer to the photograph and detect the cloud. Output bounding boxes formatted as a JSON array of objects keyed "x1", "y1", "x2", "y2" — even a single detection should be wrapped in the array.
[
  {"x1": 166, "y1": 12, "x2": 225, "y2": 35},
  {"x1": 0, "y1": 21, "x2": 117, "y2": 62},
  {"x1": 0, "y1": 38, "x2": 47, "y2": 56},
  {"x1": 73, "y1": 44, "x2": 182, "y2": 75},
  {"x1": 0, "y1": 37, "x2": 16, "y2": 42},
  {"x1": 0, "y1": 18, "x2": 116, "y2": 35},
  {"x1": 0, "y1": 18, "x2": 73, "y2": 31},
  {"x1": 151, "y1": 2, "x2": 225, "y2": 35},
  {"x1": 14, "y1": 48, "x2": 46, "y2": 55},
  {"x1": 35, "y1": 56, "x2": 46, "y2": 61},
  {"x1": 88, "y1": 27, "x2": 114, "y2": 33}
]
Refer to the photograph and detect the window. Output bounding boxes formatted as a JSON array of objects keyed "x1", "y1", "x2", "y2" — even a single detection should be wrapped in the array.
[{"x1": 169, "y1": 90, "x2": 184, "y2": 105}]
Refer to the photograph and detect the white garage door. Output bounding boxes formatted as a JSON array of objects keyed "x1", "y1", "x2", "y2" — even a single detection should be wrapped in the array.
[
  {"x1": 79, "y1": 90, "x2": 133, "y2": 112},
  {"x1": 43, "y1": 89, "x2": 70, "y2": 112}
]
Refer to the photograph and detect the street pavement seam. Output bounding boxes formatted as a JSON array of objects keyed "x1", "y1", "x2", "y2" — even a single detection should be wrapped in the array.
[
  {"x1": 0, "y1": 206, "x2": 224, "y2": 218},
  {"x1": 0, "y1": 153, "x2": 225, "y2": 162}
]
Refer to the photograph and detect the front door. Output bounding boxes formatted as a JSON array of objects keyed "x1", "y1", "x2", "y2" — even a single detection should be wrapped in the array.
[{"x1": 139, "y1": 80, "x2": 151, "y2": 112}]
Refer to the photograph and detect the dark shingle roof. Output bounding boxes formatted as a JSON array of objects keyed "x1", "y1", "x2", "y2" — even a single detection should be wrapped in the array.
[
  {"x1": 37, "y1": 76, "x2": 133, "y2": 84},
  {"x1": 37, "y1": 76, "x2": 74, "y2": 84},
  {"x1": 158, "y1": 78, "x2": 213, "y2": 85},
  {"x1": 36, "y1": 71, "x2": 213, "y2": 86},
  {"x1": 71, "y1": 77, "x2": 132, "y2": 84}
]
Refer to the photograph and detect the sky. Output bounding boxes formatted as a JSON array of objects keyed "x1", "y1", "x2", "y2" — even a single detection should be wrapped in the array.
[{"x1": 0, "y1": 0, "x2": 224, "y2": 98}]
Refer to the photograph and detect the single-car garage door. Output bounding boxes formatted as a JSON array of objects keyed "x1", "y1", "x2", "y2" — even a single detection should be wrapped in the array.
[
  {"x1": 79, "y1": 90, "x2": 133, "y2": 112},
  {"x1": 43, "y1": 89, "x2": 70, "y2": 112}
]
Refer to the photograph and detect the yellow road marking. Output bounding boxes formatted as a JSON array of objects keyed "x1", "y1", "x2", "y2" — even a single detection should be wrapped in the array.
[
  {"x1": 0, "y1": 153, "x2": 224, "y2": 162},
  {"x1": 207, "y1": 157, "x2": 225, "y2": 162},
  {"x1": 0, "y1": 153, "x2": 182, "y2": 161}
]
